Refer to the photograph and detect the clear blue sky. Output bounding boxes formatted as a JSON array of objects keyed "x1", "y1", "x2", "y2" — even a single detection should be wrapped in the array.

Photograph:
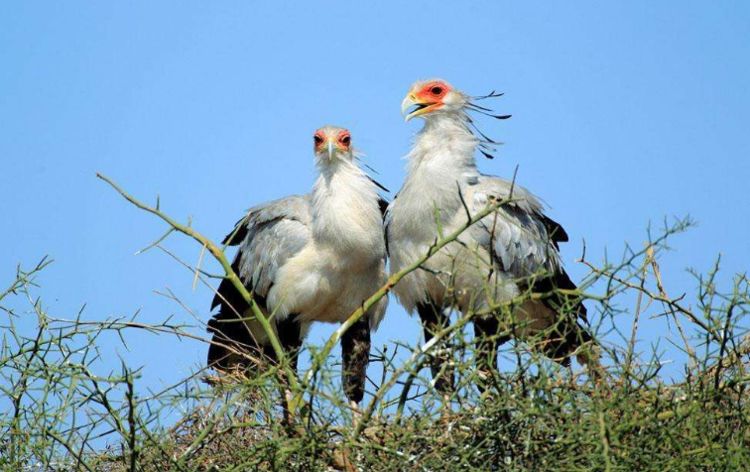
[{"x1": 1, "y1": 3, "x2": 748, "y2": 392}]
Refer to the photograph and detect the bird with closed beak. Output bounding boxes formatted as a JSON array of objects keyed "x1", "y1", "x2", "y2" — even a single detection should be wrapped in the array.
[{"x1": 208, "y1": 126, "x2": 389, "y2": 409}]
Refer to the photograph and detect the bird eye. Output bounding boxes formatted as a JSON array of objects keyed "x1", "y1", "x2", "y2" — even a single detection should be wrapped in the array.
[
  {"x1": 339, "y1": 135, "x2": 351, "y2": 146},
  {"x1": 431, "y1": 86, "x2": 444, "y2": 95},
  {"x1": 314, "y1": 135, "x2": 324, "y2": 145}
]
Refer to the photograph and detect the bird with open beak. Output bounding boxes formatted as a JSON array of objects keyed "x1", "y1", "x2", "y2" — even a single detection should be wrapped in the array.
[
  {"x1": 208, "y1": 126, "x2": 389, "y2": 411},
  {"x1": 387, "y1": 79, "x2": 600, "y2": 394},
  {"x1": 401, "y1": 80, "x2": 469, "y2": 120}
]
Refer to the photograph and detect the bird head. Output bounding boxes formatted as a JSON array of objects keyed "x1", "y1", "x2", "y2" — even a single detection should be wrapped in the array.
[
  {"x1": 313, "y1": 126, "x2": 354, "y2": 163},
  {"x1": 400, "y1": 79, "x2": 467, "y2": 121},
  {"x1": 401, "y1": 79, "x2": 512, "y2": 159}
]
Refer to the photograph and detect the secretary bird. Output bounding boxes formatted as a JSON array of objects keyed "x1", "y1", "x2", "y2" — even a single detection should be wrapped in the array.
[
  {"x1": 208, "y1": 126, "x2": 388, "y2": 408},
  {"x1": 386, "y1": 79, "x2": 599, "y2": 393}
]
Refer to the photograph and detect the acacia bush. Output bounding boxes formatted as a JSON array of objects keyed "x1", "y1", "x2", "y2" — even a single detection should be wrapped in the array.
[{"x1": 1, "y1": 180, "x2": 748, "y2": 471}]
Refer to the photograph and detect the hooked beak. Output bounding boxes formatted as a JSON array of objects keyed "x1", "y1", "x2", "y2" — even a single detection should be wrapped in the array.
[
  {"x1": 401, "y1": 94, "x2": 418, "y2": 122},
  {"x1": 326, "y1": 140, "x2": 334, "y2": 160},
  {"x1": 401, "y1": 93, "x2": 435, "y2": 121}
]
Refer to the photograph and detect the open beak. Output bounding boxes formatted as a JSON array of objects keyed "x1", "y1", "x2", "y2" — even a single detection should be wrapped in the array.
[{"x1": 401, "y1": 93, "x2": 435, "y2": 121}]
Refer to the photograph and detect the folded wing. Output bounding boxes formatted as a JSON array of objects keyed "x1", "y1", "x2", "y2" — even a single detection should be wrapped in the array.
[
  {"x1": 464, "y1": 175, "x2": 586, "y2": 321},
  {"x1": 207, "y1": 195, "x2": 312, "y2": 366}
]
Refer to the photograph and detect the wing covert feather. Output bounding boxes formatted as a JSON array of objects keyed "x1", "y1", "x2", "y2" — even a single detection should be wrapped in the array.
[
  {"x1": 466, "y1": 176, "x2": 560, "y2": 278},
  {"x1": 463, "y1": 175, "x2": 586, "y2": 320},
  {"x1": 211, "y1": 195, "x2": 312, "y2": 311}
]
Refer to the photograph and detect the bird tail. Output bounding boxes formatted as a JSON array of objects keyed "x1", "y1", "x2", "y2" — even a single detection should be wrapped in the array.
[
  {"x1": 207, "y1": 308, "x2": 273, "y2": 371},
  {"x1": 207, "y1": 257, "x2": 271, "y2": 370},
  {"x1": 527, "y1": 268, "x2": 602, "y2": 376}
]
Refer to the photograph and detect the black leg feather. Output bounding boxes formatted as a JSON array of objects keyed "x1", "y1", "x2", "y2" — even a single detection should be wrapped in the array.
[
  {"x1": 417, "y1": 302, "x2": 454, "y2": 393},
  {"x1": 276, "y1": 315, "x2": 303, "y2": 372},
  {"x1": 341, "y1": 316, "x2": 371, "y2": 404}
]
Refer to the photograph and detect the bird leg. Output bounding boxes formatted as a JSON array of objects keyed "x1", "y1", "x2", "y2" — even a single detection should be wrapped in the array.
[
  {"x1": 276, "y1": 315, "x2": 303, "y2": 371},
  {"x1": 473, "y1": 314, "x2": 504, "y2": 393},
  {"x1": 417, "y1": 303, "x2": 455, "y2": 394},
  {"x1": 341, "y1": 316, "x2": 371, "y2": 411},
  {"x1": 276, "y1": 315, "x2": 303, "y2": 425}
]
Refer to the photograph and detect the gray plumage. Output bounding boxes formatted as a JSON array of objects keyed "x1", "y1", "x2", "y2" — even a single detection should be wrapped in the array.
[
  {"x1": 208, "y1": 126, "x2": 388, "y2": 406},
  {"x1": 388, "y1": 79, "x2": 597, "y2": 391},
  {"x1": 234, "y1": 195, "x2": 312, "y2": 299}
]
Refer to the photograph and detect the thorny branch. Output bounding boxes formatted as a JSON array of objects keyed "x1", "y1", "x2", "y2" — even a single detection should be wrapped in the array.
[
  {"x1": 4, "y1": 174, "x2": 750, "y2": 470},
  {"x1": 96, "y1": 173, "x2": 298, "y2": 392}
]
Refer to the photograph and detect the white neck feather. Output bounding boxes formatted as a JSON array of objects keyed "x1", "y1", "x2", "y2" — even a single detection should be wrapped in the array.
[
  {"x1": 310, "y1": 158, "x2": 384, "y2": 257},
  {"x1": 406, "y1": 112, "x2": 478, "y2": 176},
  {"x1": 388, "y1": 112, "x2": 481, "y2": 235}
]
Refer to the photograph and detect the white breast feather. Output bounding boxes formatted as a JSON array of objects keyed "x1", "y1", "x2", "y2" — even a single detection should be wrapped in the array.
[
  {"x1": 269, "y1": 159, "x2": 388, "y2": 329},
  {"x1": 387, "y1": 114, "x2": 560, "y2": 314}
]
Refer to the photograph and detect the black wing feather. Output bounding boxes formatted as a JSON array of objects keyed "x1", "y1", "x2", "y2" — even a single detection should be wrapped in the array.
[
  {"x1": 207, "y1": 256, "x2": 266, "y2": 368},
  {"x1": 221, "y1": 215, "x2": 249, "y2": 246},
  {"x1": 538, "y1": 214, "x2": 569, "y2": 249},
  {"x1": 378, "y1": 197, "x2": 389, "y2": 219}
]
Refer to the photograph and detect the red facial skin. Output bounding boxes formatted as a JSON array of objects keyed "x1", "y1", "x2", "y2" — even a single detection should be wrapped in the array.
[
  {"x1": 337, "y1": 130, "x2": 351, "y2": 150},
  {"x1": 313, "y1": 130, "x2": 326, "y2": 152},
  {"x1": 313, "y1": 129, "x2": 352, "y2": 152},
  {"x1": 415, "y1": 81, "x2": 451, "y2": 108}
]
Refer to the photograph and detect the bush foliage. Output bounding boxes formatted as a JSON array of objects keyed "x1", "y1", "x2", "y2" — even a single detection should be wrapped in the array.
[{"x1": 1, "y1": 181, "x2": 748, "y2": 471}]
